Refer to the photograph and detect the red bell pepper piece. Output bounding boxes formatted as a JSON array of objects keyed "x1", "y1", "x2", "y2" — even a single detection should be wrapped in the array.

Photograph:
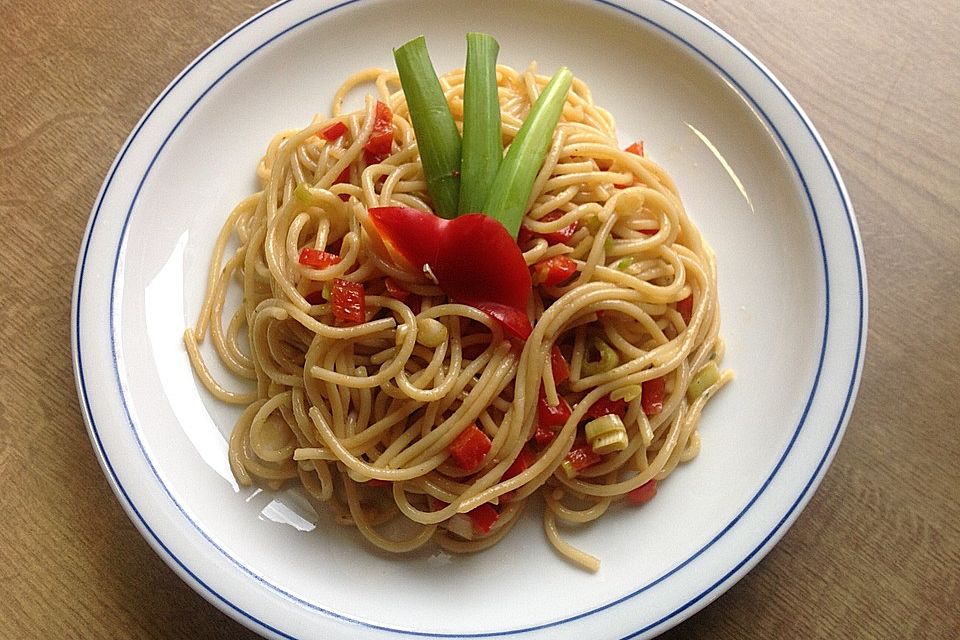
[
  {"x1": 586, "y1": 395, "x2": 627, "y2": 419},
  {"x1": 534, "y1": 387, "x2": 571, "y2": 447},
  {"x1": 625, "y1": 140, "x2": 645, "y2": 156},
  {"x1": 472, "y1": 301, "x2": 532, "y2": 340},
  {"x1": 330, "y1": 278, "x2": 366, "y2": 324},
  {"x1": 564, "y1": 444, "x2": 602, "y2": 473},
  {"x1": 363, "y1": 100, "x2": 394, "y2": 163},
  {"x1": 383, "y1": 277, "x2": 410, "y2": 301},
  {"x1": 534, "y1": 425, "x2": 558, "y2": 447},
  {"x1": 448, "y1": 423, "x2": 491, "y2": 471},
  {"x1": 521, "y1": 210, "x2": 577, "y2": 246},
  {"x1": 626, "y1": 479, "x2": 657, "y2": 505},
  {"x1": 366, "y1": 207, "x2": 532, "y2": 333},
  {"x1": 677, "y1": 294, "x2": 693, "y2": 325},
  {"x1": 467, "y1": 503, "x2": 499, "y2": 534},
  {"x1": 616, "y1": 140, "x2": 646, "y2": 188},
  {"x1": 538, "y1": 388, "x2": 572, "y2": 428},
  {"x1": 502, "y1": 445, "x2": 537, "y2": 482},
  {"x1": 641, "y1": 377, "x2": 665, "y2": 416},
  {"x1": 550, "y1": 345, "x2": 570, "y2": 384},
  {"x1": 541, "y1": 213, "x2": 578, "y2": 245},
  {"x1": 304, "y1": 290, "x2": 326, "y2": 305},
  {"x1": 534, "y1": 255, "x2": 578, "y2": 287},
  {"x1": 298, "y1": 247, "x2": 341, "y2": 269},
  {"x1": 320, "y1": 121, "x2": 347, "y2": 141},
  {"x1": 335, "y1": 166, "x2": 351, "y2": 184},
  {"x1": 366, "y1": 478, "x2": 391, "y2": 488}
]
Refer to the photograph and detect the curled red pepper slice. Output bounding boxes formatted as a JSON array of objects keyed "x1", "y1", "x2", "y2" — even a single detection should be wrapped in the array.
[{"x1": 366, "y1": 206, "x2": 532, "y2": 332}]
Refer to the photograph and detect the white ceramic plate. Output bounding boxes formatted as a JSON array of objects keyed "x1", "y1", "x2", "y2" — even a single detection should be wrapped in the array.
[{"x1": 72, "y1": 0, "x2": 866, "y2": 638}]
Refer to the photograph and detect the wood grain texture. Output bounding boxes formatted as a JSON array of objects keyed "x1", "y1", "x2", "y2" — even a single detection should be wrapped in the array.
[{"x1": 1, "y1": 1, "x2": 957, "y2": 638}]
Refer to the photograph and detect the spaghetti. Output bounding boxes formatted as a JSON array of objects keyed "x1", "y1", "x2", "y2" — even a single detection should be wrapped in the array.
[{"x1": 185, "y1": 62, "x2": 730, "y2": 572}]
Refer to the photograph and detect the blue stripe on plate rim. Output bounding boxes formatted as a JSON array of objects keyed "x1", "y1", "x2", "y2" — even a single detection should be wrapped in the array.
[{"x1": 72, "y1": 0, "x2": 866, "y2": 637}]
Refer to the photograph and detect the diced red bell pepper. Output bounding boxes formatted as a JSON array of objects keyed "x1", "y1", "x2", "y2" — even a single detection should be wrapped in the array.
[
  {"x1": 448, "y1": 423, "x2": 491, "y2": 471},
  {"x1": 677, "y1": 294, "x2": 693, "y2": 325},
  {"x1": 383, "y1": 277, "x2": 410, "y2": 301},
  {"x1": 542, "y1": 215, "x2": 578, "y2": 246},
  {"x1": 550, "y1": 345, "x2": 570, "y2": 384},
  {"x1": 330, "y1": 278, "x2": 366, "y2": 324},
  {"x1": 472, "y1": 301, "x2": 532, "y2": 340},
  {"x1": 363, "y1": 100, "x2": 394, "y2": 163},
  {"x1": 304, "y1": 290, "x2": 326, "y2": 305},
  {"x1": 641, "y1": 377, "x2": 665, "y2": 416},
  {"x1": 564, "y1": 444, "x2": 603, "y2": 473},
  {"x1": 366, "y1": 478, "x2": 391, "y2": 488},
  {"x1": 367, "y1": 207, "x2": 531, "y2": 313},
  {"x1": 320, "y1": 121, "x2": 347, "y2": 141},
  {"x1": 519, "y1": 212, "x2": 577, "y2": 246},
  {"x1": 534, "y1": 388, "x2": 571, "y2": 447},
  {"x1": 467, "y1": 503, "x2": 499, "y2": 534},
  {"x1": 586, "y1": 395, "x2": 627, "y2": 419},
  {"x1": 616, "y1": 140, "x2": 646, "y2": 188},
  {"x1": 538, "y1": 388, "x2": 572, "y2": 428},
  {"x1": 534, "y1": 425, "x2": 558, "y2": 447},
  {"x1": 502, "y1": 445, "x2": 537, "y2": 481},
  {"x1": 625, "y1": 140, "x2": 645, "y2": 156},
  {"x1": 334, "y1": 166, "x2": 351, "y2": 184},
  {"x1": 626, "y1": 479, "x2": 657, "y2": 505},
  {"x1": 534, "y1": 255, "x2": 578, "y2": 287},
  {"x1": 517, "y1": 224, "x2": 534, "y2": 247},
  {"x1": 298, "y1": 247, "x2": 341, "y2": 269}
]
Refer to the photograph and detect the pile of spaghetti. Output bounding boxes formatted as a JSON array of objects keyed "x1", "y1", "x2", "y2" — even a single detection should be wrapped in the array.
[{"x1": 185, "y1": 35, "x2": 729, "y2": 571}]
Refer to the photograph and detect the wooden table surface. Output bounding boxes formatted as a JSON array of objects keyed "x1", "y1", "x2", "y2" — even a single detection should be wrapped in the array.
[{"x1": 3, "y1": 1, "x2": 958, "y2": 638}]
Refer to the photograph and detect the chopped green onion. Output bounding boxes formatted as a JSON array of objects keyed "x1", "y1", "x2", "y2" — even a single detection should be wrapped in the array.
[
  {"x1": 584, "y1": 215, "x2": 602, "y2": 235},
  {"x1": 394, "y1": 36, "x2": 462, "y2": 219},
  {"x1": 582, "y1": 337, "x2": 619, "y2": 376},
  {"x1": 458, "y1": 33, "x2": 502, "y2": 215},
  {"x1": 610, "y1": 384, "x2": 642, "y2": 402},
  {"x1": 615, "y1": 256, "x2": 634, "y2": 271},
  {"x1": 294, "y1": 183, "x2": 314, "y2": 205},
  {"x1": 416, "y1": 317, "x2": 448, "y2": 348},
  {"x1": 585, "y1": 414, "x2": 628, "y2": 455},
  {"x1": 483, "y1": 67, "x2": 573, "y2": 237},
  {"x1": 687, "y1": 361, "x2": 720, "y2": 403}
]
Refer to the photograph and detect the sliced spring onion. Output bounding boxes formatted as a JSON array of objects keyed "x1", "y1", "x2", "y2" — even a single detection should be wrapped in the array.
[
  {"x1": 416, "y1": 317, "x2": 448, "y2": 348},
  {"x1": 585, "y1": 414, "x2": 629, "y2": 455},
  {"x1": 458, "y1": 33, "x2": 502, "y2": 214},
  {"x1": 687, "y1": 361, "x2": 720, "y2": 403},
  {"x1": 394, "y1": 36, "x2": 462, "y2": 219},
  {"x1": 614, "y1": 256, "x2": 634, "y2": 271},
  {"x1": 483, "y1": 67, "x2": 573, "y2": 237},
  {"x1": 582, "y1": 337, "x2": 619, "y2": 376}
]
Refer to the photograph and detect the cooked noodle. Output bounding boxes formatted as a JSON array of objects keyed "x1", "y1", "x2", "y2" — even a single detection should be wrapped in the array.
[{"x1": 185, "y1": 63, "x2": 730, "y2": 571}]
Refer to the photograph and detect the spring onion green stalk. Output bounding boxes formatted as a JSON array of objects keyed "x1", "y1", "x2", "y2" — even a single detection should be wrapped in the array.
[
  {"x1": 394, "y1": 36, "x2": 462, "y2": 219},
  {"x1": 483, "y1": 67, "x2": 573, "y2": 237},
  {"x1": 458, "y1": 33, "x2": 502, "y2": 214}
]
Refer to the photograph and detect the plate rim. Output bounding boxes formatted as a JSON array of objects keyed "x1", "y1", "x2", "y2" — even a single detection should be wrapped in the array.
[{"x1": 72, "y1": 0, "x2": 867, "y2": 638}]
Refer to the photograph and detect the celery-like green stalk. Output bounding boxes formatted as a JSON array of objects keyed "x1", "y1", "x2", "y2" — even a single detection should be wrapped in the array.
[
  {"x1": 483, "y1": 67, "x2": 572, "y2": 237},
  {"x1": 458, "y1": 33, "x2": 502, "y2": 214},
  {"x1": 394, "y1": 36, "x2": 462, "y2": 219}
]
